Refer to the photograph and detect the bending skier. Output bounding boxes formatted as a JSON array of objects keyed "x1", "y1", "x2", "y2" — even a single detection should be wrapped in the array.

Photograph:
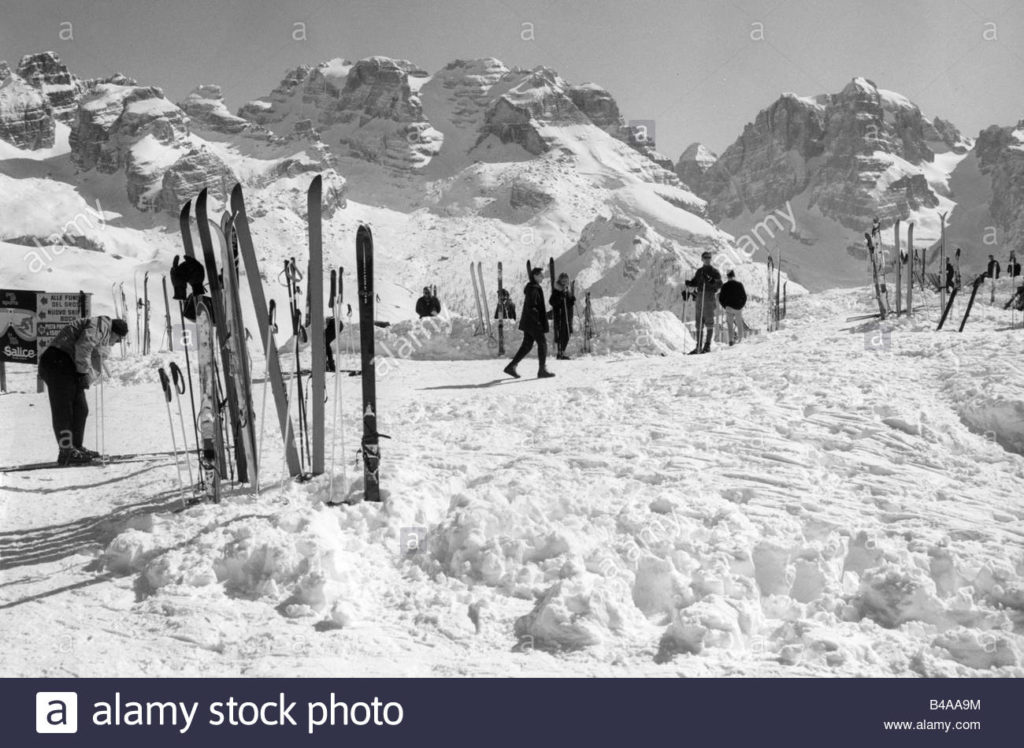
[
  {"x1": 685, "y1": 251, "x2": 723, "y2": 354},
  {"x1": 494, "y1": 288, "x2": 516, "y2": 321},
  {"x1": 550, "y1": 272, "x2": 576, "y2": 360},
  {"x1": 38, "y1": 315, "x2": 128, "y2": 465},
  {"x1": 503, "y1": 267, "x2": 554, "y2": 379},
  {"x1": 719, "y1": 270, "x2": 748, "y2": 345},
  {"x1": 415, "y1": 286, "x2": 441, "y2": 318}
]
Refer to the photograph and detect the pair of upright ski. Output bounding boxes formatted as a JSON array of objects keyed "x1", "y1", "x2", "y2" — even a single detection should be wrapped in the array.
[{"x1": 470, "y1": 261, "x2": 493, "y2": 343}]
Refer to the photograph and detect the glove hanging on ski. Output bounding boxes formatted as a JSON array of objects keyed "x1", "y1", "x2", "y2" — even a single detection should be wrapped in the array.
[{"x1": 170, "y1": 255, "x2": 205, "y2": 301}]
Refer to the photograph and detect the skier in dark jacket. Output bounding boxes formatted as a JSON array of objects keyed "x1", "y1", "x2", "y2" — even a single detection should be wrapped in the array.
[
  {"x1": 503, "y1": 267, "x2": 554, "y2": 379},
  {"x1": 1008, "y1": 253, "x2": 1021, "y2": 278},
  {"x1": 945, "y1": 259, "x2": 956, "y2": 291},
  {"x1": 685, "y1": 251, "x2": 723, "y2": 354},
  {"x1": 415, "y1": 287, "x2": 441, "y2": 318},
  {"x1": 550, "y1": 272, "x2": 576, "y2": 360},
  {"x1": 987, "y1": 255, "x2": 1001, "y2": 279},
  {"x1": 718, "y1": 270, "x2": 747, "y2": 345},
  {"x1": 494, "y1": 288, "x2": 516, "y2": 320},
  {"x1": 38, "y1": 315, "x2": 128, "y2": 465}
]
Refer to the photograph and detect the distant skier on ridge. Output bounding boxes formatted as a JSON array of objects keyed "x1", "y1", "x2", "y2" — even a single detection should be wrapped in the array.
[
  {"x1": 685, "y1": 251, "x2": 723, "y2": 354},
  {"x1": 38, "y1": 315, "x2": 128, "y2": 465},
  {"x1": 503, "y1": 267, "x2": 554, "y2": 379},
  {"x1": 987, "y1": 254, "x2": 1001, "y2": 279}
]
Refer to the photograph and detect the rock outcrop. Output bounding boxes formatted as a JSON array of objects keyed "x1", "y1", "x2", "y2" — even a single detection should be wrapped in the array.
[
  {"x1": 675, "y1": 143, "x2": 718, "y2": 193},
  {"x1": 0, "y1": 68, "x2": 55, "y2": 149},
  {"x1": 179, "y1": 84, "x2": 269, "y2": 138},
  {"x1": 158, "y1": 147, "x2": 236, "y2": 212},
  {"x1": 694, "y1": 78, "x2": 969, "y2": 230},
  {"x1": 16, "y1": 51, "x2": 83, "y2": 124},
  {"x1": 973, "y1": 120, "x2": 1024, "y2": 250},
  {"x1": 71, "y1": 80, "x2": 232, "y2": 211}
]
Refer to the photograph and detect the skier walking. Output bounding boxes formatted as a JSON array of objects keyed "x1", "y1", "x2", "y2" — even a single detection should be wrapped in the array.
[
  {"x1": 945, "y1": 259, "x2": 956, "y2": 291},
  {"x1": 718, "y1": 270, "x2": 747, "y2": 345},
  {"x1": 550, "y1": 272, "x2": 576, "y2": 360},
  {"x1": 987, "y1": 255, "x2": 1001, "y2": 279},
  {"x1": 415, "y1": 287, "x2": 441, "y2": 318},
  {"x1": 494, "y1": 288, "x2": 516, "y2": 321},
  {"x1": 503, "y1": 267, "x2": 554, "y2": 379},
  {"x1": 685, "y1": 251, "x2": 723, "y2": 354},
  {"x1": 38, "y1": 315, "x2": 128, "y2": 464},
  {"x1": 1008, "y1": 253, "x2": 1021, "y2": 278}
]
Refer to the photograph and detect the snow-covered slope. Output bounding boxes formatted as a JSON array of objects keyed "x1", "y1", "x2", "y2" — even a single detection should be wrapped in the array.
[{"x1": 2, "y1": 286, "x2": 1022, "y2": 676}]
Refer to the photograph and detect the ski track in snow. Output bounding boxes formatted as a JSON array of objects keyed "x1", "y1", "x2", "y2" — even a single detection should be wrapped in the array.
[{"x1": 1, "y1": 287, "x2": 1023, "y2": 677}]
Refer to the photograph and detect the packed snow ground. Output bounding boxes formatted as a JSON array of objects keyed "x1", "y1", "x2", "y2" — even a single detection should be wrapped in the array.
[{"x1": 1, "y1": 285, "x2": 1023, "y2": 677}]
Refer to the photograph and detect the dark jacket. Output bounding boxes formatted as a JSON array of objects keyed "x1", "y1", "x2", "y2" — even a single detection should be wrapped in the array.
[
  {"x1": 945, "y1": 262, "x2": 955, "y2": 289},
  {"x1": 415, "y1": 296, "x2": 440, "y2": 318},
  {"x1": 719, "y1": 279, "x2": 747, "y2": 310},
  {"x1": 987, "y1": 259, "x2": 1001, "y2": 279},
  {"x1": 1009, "y1": 261, "x2": 1022, "y2": 278},
  {"x1": 494, "y1": 299, "x2": 516, "y2": 320},
  {"x1": 686, "y1": 265, "x2": 723, "y2": 305},
  {"x1": 519, "y1": 281, "x2": 548, "y2": 335},
  {"x1": 549, "y1": 287, "x2": 575, "y2": 332}
]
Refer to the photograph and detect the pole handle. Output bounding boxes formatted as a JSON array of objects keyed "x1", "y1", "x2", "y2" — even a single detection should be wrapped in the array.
[
  {"x1": 169, "y1": 361, "x2": 187, "y2": 394},
  {"x1": 158, "y1": 366, "x2": 172, "y2": 402}
]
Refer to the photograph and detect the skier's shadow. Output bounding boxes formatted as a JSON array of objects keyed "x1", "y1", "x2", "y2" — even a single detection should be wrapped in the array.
[{"x1": 419, "y1": 379, "x2": 525, "y2": 391}]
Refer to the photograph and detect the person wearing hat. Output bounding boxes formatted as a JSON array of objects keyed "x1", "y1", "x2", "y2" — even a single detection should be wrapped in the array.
[
  {"x1": 549, "y1": 272, "x2": 576, "y2": 360},
  {"x1": 38, "y1": 315, "x2": 128, "y2": 465},
  {"x1": 718, "y1": 269, "x2": 748, "y2": 345},
  {"x1": 503, "y1": 267, "x2": 555, "y2": 379},
  {"x1": 415, "y1": 286, "x2": 441, "y2": 318},
  {"x1": 685, "y1": 251, "x2": 723, "y2": 354}
]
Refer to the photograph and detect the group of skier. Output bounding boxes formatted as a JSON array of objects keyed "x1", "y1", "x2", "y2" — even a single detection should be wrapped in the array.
[
  {"x1": 685, "y1": 251, "x2": 749, "y2": 354},
  {"x1": 502, "y1": 267, "x2": 576, "y2": 379}
]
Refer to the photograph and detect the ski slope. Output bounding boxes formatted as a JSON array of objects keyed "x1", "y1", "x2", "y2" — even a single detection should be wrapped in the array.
[{"x1": 1, "y1": 286, "x2": 1023, "y2": 677}]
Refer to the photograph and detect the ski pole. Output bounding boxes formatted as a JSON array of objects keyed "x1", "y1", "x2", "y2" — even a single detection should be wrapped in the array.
[
  {"x1": 329, "y1": 296, "x2": 346, "y2": 502},
  {"x1": 169, "y1": 362, "x2": 195, "y2": 489},
  {"x1": 158, "y1": 367, "x2": 187, "y2": 508},
  {"x1": 255, "y1": 302, "x2": 276, "y2": 497}
]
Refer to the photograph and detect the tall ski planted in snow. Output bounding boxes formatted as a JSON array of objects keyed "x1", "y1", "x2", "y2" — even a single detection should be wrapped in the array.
[
  {"x1": 865, "y1": 232, "x2": 888, "y2": 320},
  {"x1": 196, "y1": 189, "x2": 246, "y2": 482},
  {"x1": 195, "y1": 302, "x2": 221, "y2": 502},
  {"x1": 308, "y1": 176, "x2": 326, "y2": 476},
  {"x1": 357, "y1": 225, "x2": 382, "y2": 502},
  {"x1": 230, "y1": 185, "x2": 302, "y2": 477},
  {"x1": 894, "y1": 219, "x2": 902, "y2": 316},
  {"x1": 496, "y1": 262, "x2": 505, "y2": 355},
  {"x1": 906, "y1": 222, "x2": 914, "y2": 315},
  {"x1": 213, "y1": 217, "x2": 258, "y2": 487}
]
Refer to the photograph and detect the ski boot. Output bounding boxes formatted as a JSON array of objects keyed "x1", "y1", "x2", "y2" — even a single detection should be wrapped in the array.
[
  {"x1": 58, "y1": 448, "x2": 94, "y2": 466},
  {"x1": 537, "y1": 370, "x2": 555, "y2": 379},
  {"x1": 503, "y1": 363, "x2": 521, "y2": 379}
]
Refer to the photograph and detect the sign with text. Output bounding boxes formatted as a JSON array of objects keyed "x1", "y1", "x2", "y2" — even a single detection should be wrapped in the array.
[{"x1": 0, "y1": 290, "x2": 91, "y2": 364}]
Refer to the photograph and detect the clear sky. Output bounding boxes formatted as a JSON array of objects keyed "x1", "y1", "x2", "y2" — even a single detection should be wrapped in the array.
[{"x1": 2, "y1": 0, "x2": 1022, "y2": 158}]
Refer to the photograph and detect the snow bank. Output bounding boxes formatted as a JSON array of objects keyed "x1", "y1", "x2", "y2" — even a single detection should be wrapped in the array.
[{"x1": 366, "y1": 310, "x2": 693, "y2": 363}]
